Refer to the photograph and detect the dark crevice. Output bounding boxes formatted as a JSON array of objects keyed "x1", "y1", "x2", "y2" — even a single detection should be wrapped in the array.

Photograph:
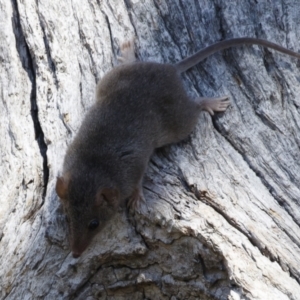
[
  {"x1": 29, "y1": 59, "x2": 49, "y2": 199},
  {"x1": 196, "y1": 253, "x2": 208, "y2": 280},
  {"x1": 214, "y1": 2, "x2": 226, "y2": 40},
  {"x1": 36, "y1": 4, "x2": 59, "y2": 89},
  {"x1": 11, "y1": 0, "x2": 49, "y2": 200},
  {"x1": 103, "y1": 14, "x2": 116, "y2": 61},
  {"x1": 77, "y1": 62, "x2": 86, "y2": 110}
]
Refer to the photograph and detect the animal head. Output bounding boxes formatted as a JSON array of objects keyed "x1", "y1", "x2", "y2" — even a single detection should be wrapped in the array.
[{"x1": 55, "y1": 174, "x2": 119, "y2": 258}]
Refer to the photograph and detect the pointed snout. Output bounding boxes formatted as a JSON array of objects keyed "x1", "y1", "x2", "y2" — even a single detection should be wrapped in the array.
[
  {"x1": 69, "y1": 228, "x2": 97, "y2": 258},
  {"x1": 72, "y1": 251, "x2": 82, "y2": 258},
  {"x1": 71, "y1": 245, "x2": 86, "y2": 258},
  {"x1": 70, "y1": 239, "x2": 89, "y2": 258}
]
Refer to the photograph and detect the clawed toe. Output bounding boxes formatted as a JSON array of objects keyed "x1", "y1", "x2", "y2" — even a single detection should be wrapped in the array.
[
  {"x1": 198, "y1": 95, "x2": 231, "y2": 114},
  {"x1": 118, "y1": 38, "x2": 136, "y2": 64},
  {"x1": 127, "y1": 185, "x2": 146, "y2": 213}
]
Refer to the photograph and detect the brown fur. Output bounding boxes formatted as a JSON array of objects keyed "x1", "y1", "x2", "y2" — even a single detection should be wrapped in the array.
[{"x1": 56, "y1": 38, "x2": 300, "y2": 258}]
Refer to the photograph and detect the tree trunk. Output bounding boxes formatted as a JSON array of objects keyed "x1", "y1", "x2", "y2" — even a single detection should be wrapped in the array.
[{"x1": 1, "y1": 0, "x2": 300, "y2": 299}]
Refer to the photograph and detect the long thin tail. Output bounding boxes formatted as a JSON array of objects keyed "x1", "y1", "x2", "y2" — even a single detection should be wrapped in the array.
[{"x1": 175, "y1": 37, "x2": 300, "y2": 73}]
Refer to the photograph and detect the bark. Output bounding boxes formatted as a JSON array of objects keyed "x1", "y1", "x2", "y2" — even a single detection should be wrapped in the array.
[{"x1": 1, "y1": 0, "x2": 300, "y2": 299}]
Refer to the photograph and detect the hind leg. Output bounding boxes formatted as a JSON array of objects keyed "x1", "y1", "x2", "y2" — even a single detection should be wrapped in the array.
[
  {"x1": 166, "y1": 95, "x2": 230, "y2": 143},
  {"x1": 197, "y1": 96, "x2": 230, "y2": 115},
  {"x1": 117, "y1": 38, "x2": 136, "y2": 64}
]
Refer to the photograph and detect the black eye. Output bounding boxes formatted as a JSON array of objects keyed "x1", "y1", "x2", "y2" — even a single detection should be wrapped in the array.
[{"x1": 88, "y1": 219, "x2": 99, "y2": 230}]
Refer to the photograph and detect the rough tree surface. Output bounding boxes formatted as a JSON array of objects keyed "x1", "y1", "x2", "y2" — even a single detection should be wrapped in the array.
[{"x1": 1, "y1": 0, "x2": 300, "y2": 299}]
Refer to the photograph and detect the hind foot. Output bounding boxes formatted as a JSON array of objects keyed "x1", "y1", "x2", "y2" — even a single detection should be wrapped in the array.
[{"x1": 198, "y1": 95, "x2": 230, "y2": 116}]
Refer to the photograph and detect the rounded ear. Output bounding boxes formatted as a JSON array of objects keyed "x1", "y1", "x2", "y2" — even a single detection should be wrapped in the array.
[
  {"x1": 55, "y1": 175, "x2": 69, "y2": 200},
  {"x1": 96, "y1": 188, "x2": 119, "y2": 208}
]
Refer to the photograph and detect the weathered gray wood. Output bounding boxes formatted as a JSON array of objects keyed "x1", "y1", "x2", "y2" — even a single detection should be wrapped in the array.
[{"x1": 1, "y1": 0, "x2": 300, "y2": 299}]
